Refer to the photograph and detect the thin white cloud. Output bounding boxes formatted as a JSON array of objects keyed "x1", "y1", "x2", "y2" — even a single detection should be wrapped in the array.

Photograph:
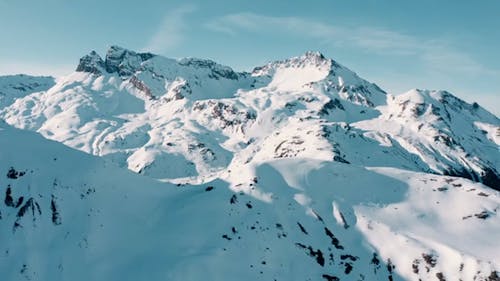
[
  {"x1": 420, "y1": 45, "x2": 498, "y2": 76},
  {"x1": 205, "y1": 13, "x2": 498, "y2": 78},
  {"x1": 142, "y1": 4, "x2": 197, "y2": 54},
  {"x1": 205, "y1": 13, "x2": 339, "y2": 37}
]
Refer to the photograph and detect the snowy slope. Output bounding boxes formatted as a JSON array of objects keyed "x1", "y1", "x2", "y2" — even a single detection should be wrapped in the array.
[
  {"x1": 0, "y1": 75, "x2": 54, "y2": 108},
  {"x1": 0, "y1": 123, "x2": 498, "y2": 281},
  {"x1": 355, "y1": 89, "x2": 500, "y2": 188}
]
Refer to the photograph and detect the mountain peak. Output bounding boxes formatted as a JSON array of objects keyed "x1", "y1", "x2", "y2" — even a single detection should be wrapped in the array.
[
  {"x1": 177, "y1": 57, "x2": 240, "y2": 80},
  {"x1": 302, "y1": 50, "x2": 326, "y2": 60},
  {"x1": 281, "y1": 50, "x2": 330, "y2": 67},
  {"x1": 104, "y1": 45, "x2": 155, "y2": 76},
  {"x1": 251, "y1": 51, "x2": 332, "y2": 78},
  {"x1": 397, "y1": 88, "x2": 489, "y2": 115},
  {"x1": 106, "y1": 45, "x2": 128, "y2": 56},
  {"x1": 76, "y1": 46, "x2": 155, "y2": 76},
  {"x1": 75, "y1": 50, "x2": 105, "y2": 74}
]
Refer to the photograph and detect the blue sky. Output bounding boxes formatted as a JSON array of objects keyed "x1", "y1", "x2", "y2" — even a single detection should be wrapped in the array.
[{"x1": 0, "y1": 0, "x2": 498, "y2": 114}]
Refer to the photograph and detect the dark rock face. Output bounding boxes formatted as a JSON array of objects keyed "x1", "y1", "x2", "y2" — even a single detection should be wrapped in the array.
[
  {"x1": 481, "y1": 168, "x2": 500, "y2": 191},
  {"x1": 104, "y1": 46, "x2": 154, "y2": 77},
  {"x1": 16, "y1": 198, "x2": 39, "y2": 218},
  {"x1": 51, "y1": 195, "x2": 61, "y2": 225},
  {"x1": 488, "y1": 271, "x2": 499, "y2": 281},
  {"x1": 319, "y1": 98, "x2": 345, "y2": 115},
  {"x1": 76, "y1": 51, "x2": 105, "y2": 75},
  {"x1": 4, "y1": 186, "x2": 14, "y2": 207},
  {"x1": 444, "y1": 166, "x2": 500, "y2": 191},
  {"x1": 295, "y1": 243, "x2": 325, "y2": 266},
  {"x1": 324, "y1": 227, "x2": 344, "y2": 250},
  {"x1": 321, "y1": 274, "x2": 340, "y2": 281},
  {"x1": 129, "y1": 76, "x2": 154, "y2": 99},
  {"x1": 104, "y1": 46, "x2": 131, "y2": 74},
  {"x1": 7, "y1": 167, "x2": 25, "y2": 179},
  {"x1": 179, "y1": 58, "x2": 239, "y2": 80},
  {"x1": 76, "y1": 46, "x2": 155, "y2": 77}
]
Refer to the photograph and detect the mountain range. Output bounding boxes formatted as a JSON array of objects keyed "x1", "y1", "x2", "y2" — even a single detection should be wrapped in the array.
[{"x1": 0, "y1": 46, "x2": 498, "y2": 280}]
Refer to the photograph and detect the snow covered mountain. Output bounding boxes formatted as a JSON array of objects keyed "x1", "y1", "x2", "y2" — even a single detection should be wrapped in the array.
[
  {"x1": 0, "y1": 75, "x2": 54, "y2": 108},
  {"x1": 2, "y1": 46, "x2": 498, "y2": 189},
  {"x1": 0, "y1": 46, "x2": 499, "y2": 280}
]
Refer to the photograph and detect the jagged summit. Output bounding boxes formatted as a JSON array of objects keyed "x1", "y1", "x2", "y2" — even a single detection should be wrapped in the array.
[
  {"x1": 77, "y1": 48, "x2": 333, "y2": 81},
  {"x1": 75, "y1": 45, "x2": 244, "y2": 87},
  {"x1": 249, "y1": 51, "x2": 387, "y2": 106},
  {"x1": 178, "y1": 57, "x2": 240, "y2": 80},
  {"x1": 104, "y1": 45, "x2": 155, "y2": 76},
  {"x1": 74, "y1": 47, "x2": 385, "y2": 105},
  {"x1": 75, "y1": 50, "x2": 105, "y2": 74},
  {"x1": 280, "y1": 50, "x2": 330, "y2": 67},
  {"x1": 76, "y1": 46, "x2": 155, "y2": 76},
  {"x1": 251, "y1": 51, "x2": 331, "y2": 76}
]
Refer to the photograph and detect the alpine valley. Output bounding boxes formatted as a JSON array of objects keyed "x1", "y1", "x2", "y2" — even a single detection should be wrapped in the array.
[{"x1": 0, "y1": 46, "x2": 498, "y2": 281}]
